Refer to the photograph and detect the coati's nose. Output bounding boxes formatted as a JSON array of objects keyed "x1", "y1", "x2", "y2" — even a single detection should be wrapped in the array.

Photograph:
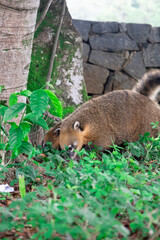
[{"x1": 68, "y1": 145, "x2": 77, "y2": 159}]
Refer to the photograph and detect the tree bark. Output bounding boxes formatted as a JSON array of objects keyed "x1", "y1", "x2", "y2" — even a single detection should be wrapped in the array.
[{"x1": 0, "y1": 0, "x2": 40, "y2": 102}]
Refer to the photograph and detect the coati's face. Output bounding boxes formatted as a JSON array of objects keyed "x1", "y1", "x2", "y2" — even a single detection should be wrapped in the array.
[
  {"x1": 59, "y1": 121, "x2": 84, "y2": 159},
  {"x1": 43, "y1": 123, "x2": 61, "y2": 149}
]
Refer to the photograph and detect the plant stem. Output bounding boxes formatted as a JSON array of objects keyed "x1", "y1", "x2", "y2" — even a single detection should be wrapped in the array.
[
  {"x1": 46, "y1": 0, "x2": 66, "y2": 89},
  {"x1": 35, "y1": 0, "x2": 53, "y2": 32}
]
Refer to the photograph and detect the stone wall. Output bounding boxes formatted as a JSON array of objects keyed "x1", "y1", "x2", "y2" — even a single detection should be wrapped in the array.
[{"x1": 73, "y1": 20, "x2": 160, "y2": 97}]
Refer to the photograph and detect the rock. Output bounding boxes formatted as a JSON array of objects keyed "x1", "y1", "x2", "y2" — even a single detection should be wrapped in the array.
[
  {"x1": 92, "y1": 94, "x2": 101, "y2": 98},
  {"x1": 127, "y1": 23, "x2": 151, "y2": 43},
  {"x1": 143, "y1": 43, "x2": 160, "y2": 67},
  {"x1": 56, "y1": 45, "x2": 85, "y2": 106},
  {"x1": 123, "y1": 52, "x2": 146, "y2": 80},
  {"x1": 92, "y1": 21, "x2": 119, "y2": 34},
  {"x1": 148, "y1": 27, "x2": 160, "y2": 43},
  {"x1": 73, "y1": 20, "x2": 91, "y2": 42},
  {"x1": 119, "y1": 22, "x2": 127, "y2": 32},
  {"x1": 89, "y1": 50, "x2": 127, "y2": 70},
  {"x1": 83, "y1": 63, "x2": 109, "y2": 94},
  {"x1": 89, "y1": 33, "x2": 139, "y2": 51},
  {"x1": 104, "y1": 75, "x2": 114, "y2": 93},
  {"x1": 113, "y1": 71, "x2": 137, "y2": 90},
  {"x1": 34, "y1": 27, "x2": 54, "y2": 46},
  {"x1": 83, "y1": 43, "x2": 90, "y2": 62}
]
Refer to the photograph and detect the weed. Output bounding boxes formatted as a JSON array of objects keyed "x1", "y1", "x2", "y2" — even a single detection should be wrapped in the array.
[{"x1": 0, "y1": 128, "x2": 160, "y2": 239}]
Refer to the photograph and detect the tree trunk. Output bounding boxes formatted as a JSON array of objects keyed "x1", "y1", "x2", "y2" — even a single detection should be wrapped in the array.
[{"x1": 0, "y1": 0, "x2": 40, "y2": 102}]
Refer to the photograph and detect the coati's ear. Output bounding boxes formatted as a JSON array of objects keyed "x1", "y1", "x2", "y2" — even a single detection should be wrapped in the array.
[
  {"x1": 54, "y1": 128, "x2": 60, "y2": 136},
  {"x1": 73, "y1": 121, "x2": 81, "y2": 131}
]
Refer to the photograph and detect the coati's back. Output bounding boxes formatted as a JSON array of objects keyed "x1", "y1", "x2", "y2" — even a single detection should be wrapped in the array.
[{"x1": 60, "y1": 90, "x2": 160, "y2": 150}]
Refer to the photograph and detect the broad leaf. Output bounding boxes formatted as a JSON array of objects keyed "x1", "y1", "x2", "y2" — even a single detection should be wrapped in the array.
[
  {"x1": 20, "y1": 90, "x2": 32, "y2": 97},
  {"x1": 0, "y1": 106, "x2": 8, "y2": 117},
  {"x1": 8, "y1": 122, "x2": 18, "y2": 130},
  {"x1": 44, "y1": 89, "x2": 62, "y2": 118},
  {"x1": 30, "y1": 89, "x2": 49, "y2": 118},
  {"x1": 9, "y1": 127, "x2": 23, "y2": 149},
  {"x1": 3, "y1": 103, "x2": 26, "y2": 122},
  {"x1": 9, "y1": 93, "x2": 18, "y2": 107},
  {"x1": 24, "y1": 113, "x2": 49, "y2": 130},
  {"x1": 19, "y1": 141, "x2": 34, "y2": 155},
  {"x1": 19, "y1": 122, "x2": 31, "y2": 138},
  {"x1": 16, "y1": 165, "x2": 37, "y2": 182}
]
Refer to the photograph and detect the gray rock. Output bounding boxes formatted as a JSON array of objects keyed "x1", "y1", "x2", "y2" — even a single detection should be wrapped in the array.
[
  {"x1": 89, "y1": 50, "x2": 126, "y2": 70},
  {"x1": 83, "y1": 63, "x2": 109, "y2": 94},
  {"x1": 123, "y1": 52, "x2": 146, "y2": 80},
  {"x1": 92, "y1": 21, "x2": 119, "y2": 34},
  {"x1": 92, "y1": 94, "x2": 102, "y2": 98},
  {"x1": 119, "y1": 22, "x2": 127, "y2": 33},
  {"x1": 104, "y1": 75, "x2": 114, "y2": 93},
  {"x1": 83, "y1": 43, "x2": 90, "y2": 62},
  {"x1": 89, "y1": 33, "x2": 138, "y2": 51},
  {"x1": 72, "y1": 20, "x2": 91, "y2": 42},
  {"x1": 148, "y1": 27, "x2": 160, "y2": 43},
  {"x1": 143, "y1": 44, "x2": 160, "y2": 67},
  {"x1": 113, "y1": 71, "x2": 137, "y2": 90},
  {"x1": 127, "y1": 23, "x2": 151, "y2": 43}
]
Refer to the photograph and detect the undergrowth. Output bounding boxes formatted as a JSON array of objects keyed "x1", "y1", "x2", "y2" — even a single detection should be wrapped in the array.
[{"x1": 0, "y1": 132, "x2": 160, "y2": 239}]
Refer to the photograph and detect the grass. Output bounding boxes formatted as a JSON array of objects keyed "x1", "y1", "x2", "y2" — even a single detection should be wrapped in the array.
[{"x1": 0, "y1": 131, "x2": 160, "y2": 239}]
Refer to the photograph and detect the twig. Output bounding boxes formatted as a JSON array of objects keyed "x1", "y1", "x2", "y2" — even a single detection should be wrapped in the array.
[
  {"x1": 35, "y1": 0, "x2": 53, "y2": 32},
  {"x1": 0, "y1": 150, "x2": 6, "y2": 166},
  {"x1": 44, "y1": 111, "x2": 61, "y2": 122},
  {"x1": 46, "y1": 0, "x2": 66, "y2": 89}
]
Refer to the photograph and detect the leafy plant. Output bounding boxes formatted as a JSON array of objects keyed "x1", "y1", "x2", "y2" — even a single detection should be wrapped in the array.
[
  {"x1": 0, "y1": 88, "x2": 62, "y2": 164},
  {"x1": 1, "y1": 133, "x2": 160, "y2": 239}
]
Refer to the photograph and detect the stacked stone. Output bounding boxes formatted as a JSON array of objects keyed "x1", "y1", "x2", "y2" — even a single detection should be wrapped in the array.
[{"x1": 73, "y1": 20, "x2": 160, "y2": 97}]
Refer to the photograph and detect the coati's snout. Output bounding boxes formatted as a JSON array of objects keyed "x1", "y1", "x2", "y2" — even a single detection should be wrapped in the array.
[{"x1": 60, "y1": 121, "x2": 84, "y2": 159}]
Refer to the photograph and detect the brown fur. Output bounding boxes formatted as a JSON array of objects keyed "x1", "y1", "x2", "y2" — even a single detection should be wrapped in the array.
[
  {"x1": 44, "y1": 70, "x2": 160, "y2": 158},
  {"x1": 43, "y1": 122, "x2": 61, "y2": 149}
]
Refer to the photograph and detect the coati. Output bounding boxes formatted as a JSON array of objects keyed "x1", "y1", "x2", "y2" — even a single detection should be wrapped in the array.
[
  {"x1": 43, "y1": 121, "x2": 61, "y2": 149},
  {"x1": 44, "y1": 70, "x2": 160, "y2": 159}
]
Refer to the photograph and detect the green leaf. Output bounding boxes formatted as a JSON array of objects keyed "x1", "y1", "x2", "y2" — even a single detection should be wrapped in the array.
[
  {"x1": 9, "y1": 127, "x2": 23, "y2": 149},
  {"x1": 44, "y1": 89, "x2": 62, "y2": 118},
  {"x1": 9, "y1": 93, "x2": 18, "y2": 107},
  {"x1": 8, "y1": 122, "x2": 18, "y2": 130},
  {"x1": 0, "y1": 85, "x2": 5, "y2": 93},
  {"x1": 16, "y1": 165, "x2": 37, "y2": 182},
  {"x1": 19, "y1": 141, "x2": 33, "y2": 155},
  {"x1": 130, "y1": 188, "x2": 140, "y2": 195},
  {"x1": 115, "y1": 224, "x2": 130, "y2": 237},
  {"x1": 3, "y1": 103, "x2": 26, "y2": 122},
  {"x1": 0, "y1": 106, "x2": 8, "y2": 117},
  {"x1": 0, "y1": 143, "x2": 6, "y2": 150},
  {"x1": 30, "y1": 89, "x2": 49, "y2": 118},
  {"x1": 19, "y1": 122, "x2": 31, "y2": 138},
  {"x1": 20, "y1": 90, "x2": 32, "y2": 97},
  {"x1": 18, "y1": 175, "x2": 26, "y2": 199},
  {"x1": 24, "y1": 113, "x2": 49, "y2": 130}
]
